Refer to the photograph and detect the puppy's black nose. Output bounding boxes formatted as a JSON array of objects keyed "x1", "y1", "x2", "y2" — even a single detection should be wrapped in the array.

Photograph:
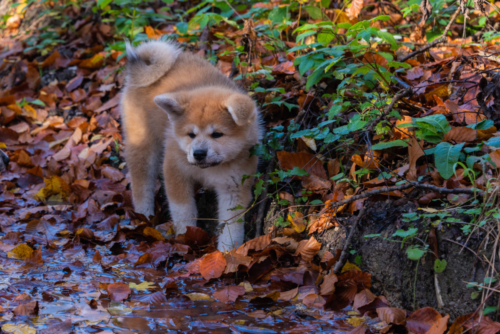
[
  {"x1": 0, "y1": 150, "x2": 9, "y2": 166},
  {"x1": 193, "y1": 150, "x2": 207, "y2": 161}
]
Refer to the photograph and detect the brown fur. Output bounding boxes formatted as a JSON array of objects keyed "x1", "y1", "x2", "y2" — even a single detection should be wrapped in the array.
[{"x1": 120, "y1": 41, "x2": 262, "y2": 251}]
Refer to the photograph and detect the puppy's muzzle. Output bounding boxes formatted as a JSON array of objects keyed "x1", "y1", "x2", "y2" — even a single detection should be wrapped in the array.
[{"x1": 193, "y1": 149, "x2": 207, "y2": 162}]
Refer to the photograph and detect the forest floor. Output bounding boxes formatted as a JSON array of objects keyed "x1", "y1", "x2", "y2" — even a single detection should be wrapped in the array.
[{"x1": 1, "y1": 0, "x2": 500, "y2": 333}]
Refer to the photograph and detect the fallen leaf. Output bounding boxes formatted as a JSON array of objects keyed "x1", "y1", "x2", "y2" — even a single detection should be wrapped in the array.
[
  {"x1": 213, "y1": 286, "x2": 245, "y2": 303},
  {"x1": 107, "y1": 282, "x2": 131, "y2": 302},
  {"x1": 200, "y1": 251, "x2": 226, "y2": 280},
  {"x1": 294, "y1": 237, "x2": 321, "y2": 262},
  {"x1": 406, "y1": 307, "x2": 449, "y2": 334}
]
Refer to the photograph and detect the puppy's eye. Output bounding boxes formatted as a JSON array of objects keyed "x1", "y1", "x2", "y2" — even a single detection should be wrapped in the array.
[
  {"x1": 211, "y1": 132, "x2": 223, "y2": 139},
  {"x1": 188, "y1": 133, "x2": 196, "y2": 139}
]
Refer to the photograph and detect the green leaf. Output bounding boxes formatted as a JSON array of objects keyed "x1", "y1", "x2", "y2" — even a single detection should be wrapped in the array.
[
  {"x1": 377, "y1": 31, "x2": 398, "y2": 50},
  {"x1": 318, "y1": 30, "x2": 335, "y2": 44},
  {"x1": 254, "y1": 179, "x2": 264, "y2": 197},
  {"x1": 371, "y1": 139, "x2": 408, "y2": 150},
  {"x1": 393, "y1": 228, "x2": 418, "y2": 238},
  {"x1": 98, "y1": 0, "x2": 113, "y2": 9},
  {"x1": 467, "y1": 119, "x2": 494, "y2": 130},
  {"x1": 269, "y1": 6, "x2": 288, "y2": 23},
  {"x1": 434, "y1": 259, "x2": 447, "y2": 273},
  {"x1": 406, "y1": 245, "x2": 425, "y2": 261},
  {"x1": 176, "y1": 22, "x2": 188, "y2": 34},
  {"x1": 484, "y1": 306, "x2": 498, "y2": 315},
  {"x1": 305, "y1": 6, "x2": 322, "y2": 19},
  {"x1": 364, "y1": 233, "x2": 381, "y2": 238},
  {"x1": 434, "y1": 142, "x2": 465, "y2": 179},
  {"x1": 484, "y1": 137, "x2": 500, "y2": 148}
]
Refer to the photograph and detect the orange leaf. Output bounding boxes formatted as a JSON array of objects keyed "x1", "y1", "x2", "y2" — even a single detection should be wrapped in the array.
[
  {"x1": 302, "y1": 294, "x2": 326, "y2": 308},
  {"x1": 236, "y1": 234, "x2": 272, "y2": 256},
  {"x1": 79, "y1": 54, "x2": 104, "y2": 69},
  {"x1": 200, "y1": 251, "x2": 226, "y2": 280}
]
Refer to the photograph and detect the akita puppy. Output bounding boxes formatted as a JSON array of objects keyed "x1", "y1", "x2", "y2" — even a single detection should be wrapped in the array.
[{"x1": 120, "y1": 40, "x2": 262, "y2": 251}]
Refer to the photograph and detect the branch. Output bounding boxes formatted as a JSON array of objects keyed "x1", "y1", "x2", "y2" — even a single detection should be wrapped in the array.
[
  {"x1": 334, "y1": 207, "x2": 366, "y2": 274},
  {"x1": 325, "y1": 183, "x2": 484, "y2": 211},
  {"x1": 400, "y1": 7, "x2": 461, "y2": 62}
]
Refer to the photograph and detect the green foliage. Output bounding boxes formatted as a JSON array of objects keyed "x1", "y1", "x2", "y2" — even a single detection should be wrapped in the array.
[
  {"x1": 434, "y1": 142, "x2": 465, "y2": 179},
  {"x1": 434, "y1": 259, "x2": 447, "y2": 273}
]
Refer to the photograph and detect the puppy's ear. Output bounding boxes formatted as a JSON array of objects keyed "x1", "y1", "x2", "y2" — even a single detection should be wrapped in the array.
[
  {"x1": 223, "y1": 94, "x2": 257, "y2": 126},
  {"x1": 154, "y1": 93, "x2": 187, "y2": 119}
]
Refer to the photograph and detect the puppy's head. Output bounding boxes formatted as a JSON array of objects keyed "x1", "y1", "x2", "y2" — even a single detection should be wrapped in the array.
[{"x1": 154, "y1": 88, "x2": 258, "y2": 168}]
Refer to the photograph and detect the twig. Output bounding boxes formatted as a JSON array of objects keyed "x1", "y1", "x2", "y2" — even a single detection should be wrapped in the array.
[
  {"x1": 366, "y1": 86, "x2": 413, "y2": 133},
  {"x1": 333, "y1": 207, "x2": 366, "y2": 274},
  {"x1": 442, "y1": 238, "x2": 485, "y2": 264},
  {"x1": 254, "y1": 159, "x2": 276, "y2": 237},
  {"x1": 400, "y1": 7, "x2": 461, "y2": 62},
  {"x1": 334, "y1": 207, "x2": 366, "y2": 274}
]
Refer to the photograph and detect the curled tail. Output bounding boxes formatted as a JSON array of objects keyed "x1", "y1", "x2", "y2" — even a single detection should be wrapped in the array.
[{"x1": 125, "y1": 40, "x2": 181, "y2": 87}]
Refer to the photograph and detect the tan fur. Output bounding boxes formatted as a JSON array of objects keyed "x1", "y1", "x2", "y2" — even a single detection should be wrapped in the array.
[{"x1": 120, "y1": 41, "x2": 262, "y2": 251}]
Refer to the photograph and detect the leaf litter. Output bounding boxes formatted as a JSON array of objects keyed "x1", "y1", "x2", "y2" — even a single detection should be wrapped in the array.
[{"x1": 0, "y1": 0, "x2": 500, "y2": 332}]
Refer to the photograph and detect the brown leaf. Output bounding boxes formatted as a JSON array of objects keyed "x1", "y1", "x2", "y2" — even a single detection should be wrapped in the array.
[
  {"x1": 302, "y1": 294, "x2": 326, "y2": 308},
  {"x1": 278, "y1": 287, "x2": 298, "y2": 301},
  {"x1": 320, "y1": 271, "x2": 338, "y2": 295},
  {"x1": 136, "y1": 291, "x2": 167, "y2": 304},
  {"x1": 277, "y1": 151, "x2": 327, "y2": 179},
  {"x1": 406, "y1": 67, "x2": 424, "y2": 80},
  {"x1": 477, "y1": 127, "x2": 497, "y2": 141},
  {"x1": 200, "y1": 251, "x2": 226, "y2": 280},
  {"x1": 352, "y1": 289, "x2": 376, "y2": 311},
  {"x1": 13, "y1": 301, "x2": 38, "y2": 316},
  {"x1": 184, "y1": 226, "x2": 211, "y2": 248},
  {"x1": 236, "y1": 234, "x2": 272, "y2": 256},
  {"x1": 489, "y1": 150, "x2": 500, "y2": 168},
  {"x1": 351, "y1": 154, "x2": 379, "y2": 169},
  {"x1": 212, "y1": 286, "x2": 245, "y2": 303},
  {"x1": 224, "y1": 250, "x2": 252, "y2": 273},
  {"x1": 42, "y1": 50, "x2": 61, "y2": 68},
  {"x1": 442, "y1": 127, "x2": 476, "y2": 143},
  {"x1": 408, "y1": 135, "x2": 424, "y2": 181},
  {"x1": 94, "y1": 94, "x2": 121, "y2": 113},
  {"x1": 377, "y1": 307, "x2": 407, "y2": 325},
  {"x1": 107, "y1": 282, "x2": 131, "y2": 302},
  {"x1": 272, "y1": 61, "x2": 295, "y2": 75},
  {"x1": 406, "y1": 307, "x2": 449, "y2": 334},
  {"x1": 93, "y1": 250, "x2": 102, "y2": 263},
  {"x1": 294, "y1": 236, "x2": 321, "y2": 262},
  {"x1": 327, "y1": 158, "x2": 341, "y2": 178},
  {"x1": 302, "y1": 174, "x2": 332, "y2": 192}
]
